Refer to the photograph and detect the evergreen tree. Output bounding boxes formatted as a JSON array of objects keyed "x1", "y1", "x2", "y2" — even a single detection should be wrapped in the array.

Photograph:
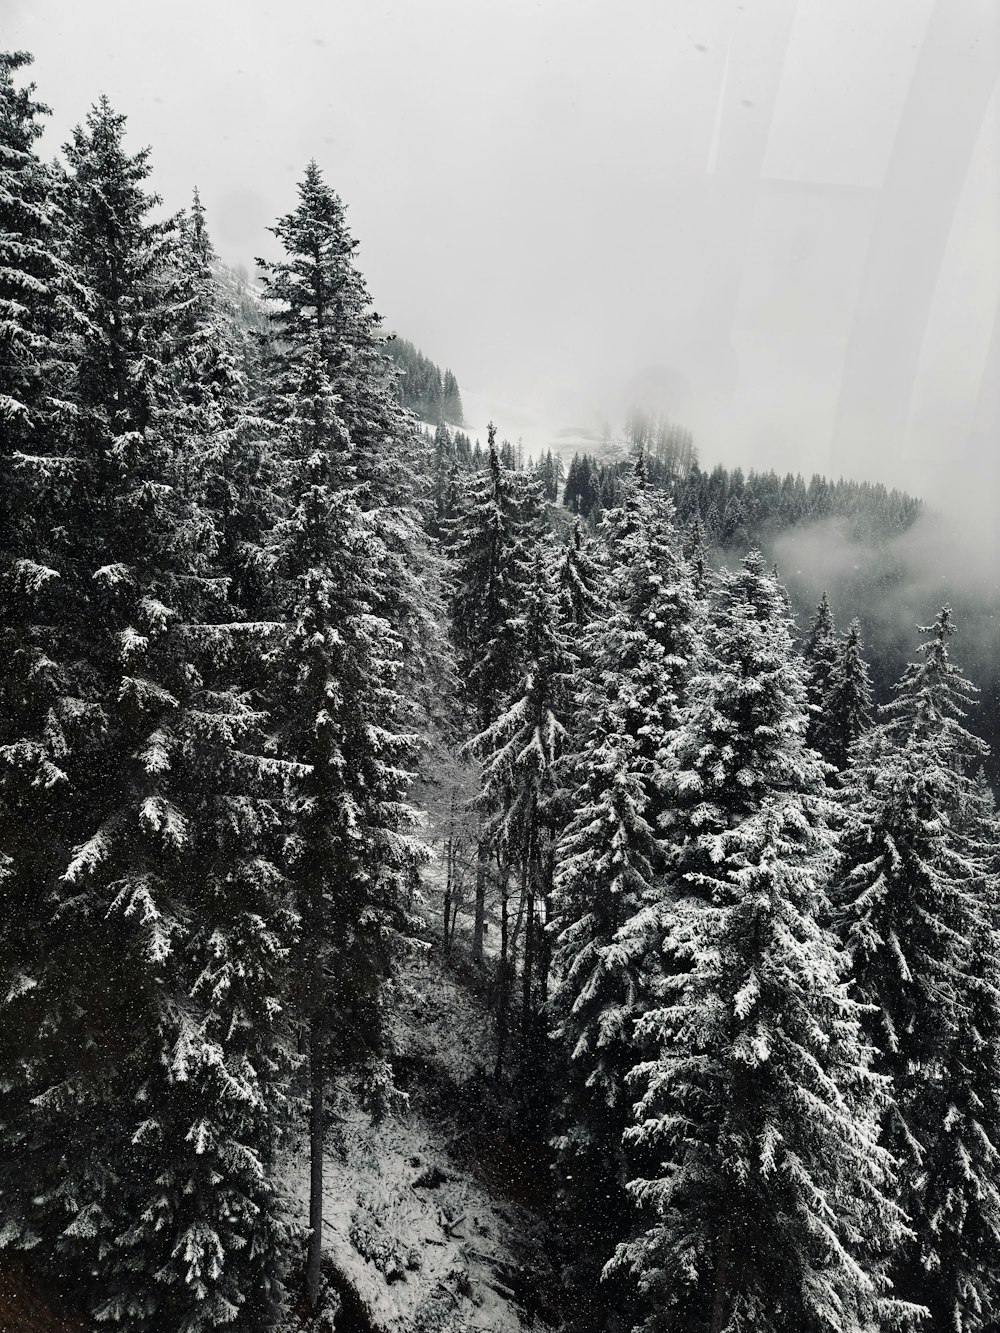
[
  {"x1": 0, "y1": 93, "x2": 192, "y2": 1303},
  {"x1": 683, "y1": 513, "x2": 710, "y2": 598},
  {"x1": 613, "y1": 554, "x2": 909, "y2": 1333},
  {"x1": 546, "y1": 470, "x2": 697, "y2": 1326},
  {"x1": 821, "y1": 618, "x2": 873, "y2": 774},
  {"x1": 0, "y1": 50, "x2": 61, "y2": 549},
  {"x1": 563, "y1": 452, "x2": 598, "y2": 517},
  {"x1": 0, "y1": 47, "x2": 84, "y2": 1296},
  {"x1": 803, "y1": 591, "x2": 837, "y2": 759},
  {"x1": 441, "y1": 367, "x2": 463, "y2": 425},
  {"x1": 470, "y1": 550, "x2": 572, "y2": 1087},
  {"x1": 549, "y1": 708, "x2": 659, "y2": 1332},
  {"x1": 0, "y1": 44, "x2": 65, "y2": 950},
  {"x1": 447, "y1": 425, "x2": 545, "y2": 962},
  {"x1": 0, "y1": 97, "x2": 297, "y2": 1331},
  {"x1": 553, "y1": 518, "x2": 603, "y2": 632},
  {"x1": 171, "y1": 188, "x2": 275, "y2": 615},
  {"x1": 836, "y1": 608, "x2": 1000, "y2": 1327},
  {"x1": 600, "y1": 464, "x2": 698, "y2": 825},
  {"x1": 257, "y1": 162, "x2": 422, "y2": 1312}
]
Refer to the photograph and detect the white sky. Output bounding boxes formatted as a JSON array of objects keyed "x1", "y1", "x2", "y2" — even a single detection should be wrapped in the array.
[{"x1": 5, "y1": 0, "x2": 1000, "y2": 500}]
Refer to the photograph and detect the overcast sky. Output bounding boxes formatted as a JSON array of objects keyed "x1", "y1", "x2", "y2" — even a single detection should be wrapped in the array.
[{"x1": 6, "y1": 0, "x2": 999, "y2": 502}]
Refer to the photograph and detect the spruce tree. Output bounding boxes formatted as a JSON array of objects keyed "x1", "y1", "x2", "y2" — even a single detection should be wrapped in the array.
[
  {"x1": 612, "y1": 554, "x2": 909, "y2": 1333},
  {"x1": 821, "y1": 618, "x2": 873, "y2": 774},
  {"x1": 447, "y1": 425, "x2": 545, "y2": 962},
  {"x1": 600, "y1": 461, "x2": 698, "y2": 825},
  {"x1": 257, "y1": 162, "x2": 422, "y2": 1312},
  {"x1": 0, "y1": 97, "x2": 203, "y2": 1312},
  {"x1": 0, "y1": 46, "x2": 82, "y2": 1287},
  {"x1": 553, "y1": 517, "x2": 603, "y2": 632},
  {"x1": 2, "y1": 98, "x2": 294, "y2": 1330},
  {"x1": 470, "y1": 549, "x2": 572, "y2": 1087},
  {"x1": 803, "y1": 591, "x2": 837, "y2": 758},
  {"x1": 125, "y1": 194, "x2": 295, "y2": 1333},
  {"x1": 547, "y1": 468, "x2": 697, "y2": 1326},
  {"x1": 549, "y1": 710, "x2": 659, "y2": 1332},
  {"x1": 836, "y1": 609, "x2": 1000, "y2": 1328}
]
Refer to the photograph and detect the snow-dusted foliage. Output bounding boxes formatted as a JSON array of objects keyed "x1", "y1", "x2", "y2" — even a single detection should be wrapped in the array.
[
  {"x1": 0, "y1": 90, "x2": 295, "y2": 1330},
  {"x1": 257, "y1": 160, "x2": 429, "y2": 1313},
  {"x1": 821, "y1": 618, "x2": 874, "y2": 775},
  {"x1": 553, "y1": 518, "x2": 603, "y2": 632},
  {"x1": 598, "y1": 460, "x2": 699, "y2": 824},
  {"x1": 548, "y1": 714, "x2": 659, "y2": 1330},
  {"x1": 446, "y1": 426, "x2": 547, "y2": 960},
  {"x1": 547, "y1": 472, "x2": 698, "y2": 1327},
  {"x1": 611, "y1": 554, "x2": 912, "y2": 1333},
  {"x1": 803, "y1": 590, "x2": 838, "y2": 758},
  {"x1": 469, "y1": 547, "x2": 574, "y2": 1085},
  {"x1": 836, "y1": 608, "x2": 1000, "y2": 1328}
]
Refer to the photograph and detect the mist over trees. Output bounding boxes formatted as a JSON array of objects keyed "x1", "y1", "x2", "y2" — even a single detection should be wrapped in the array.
[
  {"x1": 384, "y1": 335, "x2": 464, "y2": 426},
  {"x1": 2, "y1": 50, "x2": 999, "y2": 1333}
]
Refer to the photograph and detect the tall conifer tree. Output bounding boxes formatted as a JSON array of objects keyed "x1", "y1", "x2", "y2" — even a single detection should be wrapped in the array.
[
  {"x1": 613, "y1": 555, "x2": 909, "y2": 1333},
  {"x1": 548, "y1": 468, "x2": 697, "y2": 1326},
  {"x1": 803, "y1": 591, "x2": 837, "y2": 759},
  {"x1": 448, "y1": 426, "x2": 545, "y2": 961},
  {"x1": 821, "y1": 618, "x2": 873, "y2": 774},
  {"x1": 836, "y1": 609, "x2": 1000, "y2": 1328},
  {"x1": 257, "y1": 162, "x2": 422, "y2": 1311}
]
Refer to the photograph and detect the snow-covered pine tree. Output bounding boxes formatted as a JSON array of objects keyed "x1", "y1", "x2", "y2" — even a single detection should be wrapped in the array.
[
  {"x1": 612, "y1": 553, "x2": 910, "y2": 1333},
  {"x1": 0, "y1": 47, "x2": 79, "y2": 844},
  {"x1": 0, "y1": 96, "x2": 296, "y2": 1331},
  {"x1": 910, "y1": 850, "x2": 1000, "y2": 1332},
  {"x1": 0, "y1": 50, "x2": 60, "y2": 548},
  {"x1": 0, "y1": 96, "x2": 201, "y2": 1307},
  {"x1": 546, "y1": 466, "x2": 698, "y2": 1326},
  {"x1": 553, "y1": 517, "x2": 603, "y2": 632},
  {"x1": 257, "y1": 162, "x2": 423, "y2": 1312},
  {"x1": 170, "y1": 188, "x2": 276, "y2": 616},
  {"x1": 427, "y1": 421, "x2": 456, "y2": 538},
  {"x1": 115, "y1": 193, "x2": 297, "y2": 1333},
  {"x1": 548, "y1": 708, "x2": 659, "y2": 1332},
  {"x1": 682, "y1": 513, "x2": 710, "y2": 599},
  {"x1": 821, "y1": 618, "x2": 873, "y2": 774},
  {"x1": 447, "y1": 425, "x2": 546, "y2": 962},
  {"x1": 599, "y1": 459, "x2": 698, "y2": 827},
  {"x1": 469, "y1": 547, "x2": 573, "y2": 1087},
  {"x1": 803, "y1": 590, "x2": 838, "y2": 759},
  {"x1": 441, "y1": 367, "x2": 463, "y2": 425},
  {"x1": 836, "y1": 608, "x2": 1000, "y2": 1327},
  {"x1": 0, "y1": 47, "x2": 84, "y2": 1285}
]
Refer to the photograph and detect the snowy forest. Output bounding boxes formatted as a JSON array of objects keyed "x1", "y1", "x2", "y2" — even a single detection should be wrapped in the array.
[{"x1": 3, "y1": 49, "x2": 1000, "y2": 1333}]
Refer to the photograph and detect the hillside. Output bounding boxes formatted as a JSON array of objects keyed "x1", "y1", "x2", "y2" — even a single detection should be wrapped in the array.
[{"x1": 281, "y1": 946, "x2": 560, "y2": 1333}]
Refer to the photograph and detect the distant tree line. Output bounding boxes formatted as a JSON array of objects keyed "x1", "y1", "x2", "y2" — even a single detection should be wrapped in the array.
[
  {"x1": 385, "y1": 335, "x2": 464, "y2": 425},
  {"x1": 564, "y1": 439, "x2": 921, "y2": 547}
]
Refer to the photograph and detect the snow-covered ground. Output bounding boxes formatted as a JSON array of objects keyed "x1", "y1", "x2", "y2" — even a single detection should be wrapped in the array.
[
  {"x1": 449, "y1": 387, "x2": 610, "y2": 466},
  {"x1": 282, "y1": 945, "x2": 561, "y2": 1333}
]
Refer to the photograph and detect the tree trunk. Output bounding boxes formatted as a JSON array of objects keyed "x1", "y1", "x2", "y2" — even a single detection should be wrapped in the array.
[
  {"x1": 709, "y1": 1217, "x2": 732, "y2": 1333},
  {"x1": 536, "y1": 832, "x2": 556, "y2": 1005},
  {"x1": 305, "y1": 922, "x2": 326, "y2": 1312},
  {"x1": 493, "y1": 864, "x2": 513, "y2": 1082},
  {"x1": 473, "y1": 826, "x2": 488, "y2": 963},
  {"x1": 443, "y1": 830, "x2": 453, "y2": 951},
  {"x1": 521, "y1": 879, "x2": 534, "y2": 1034}
]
